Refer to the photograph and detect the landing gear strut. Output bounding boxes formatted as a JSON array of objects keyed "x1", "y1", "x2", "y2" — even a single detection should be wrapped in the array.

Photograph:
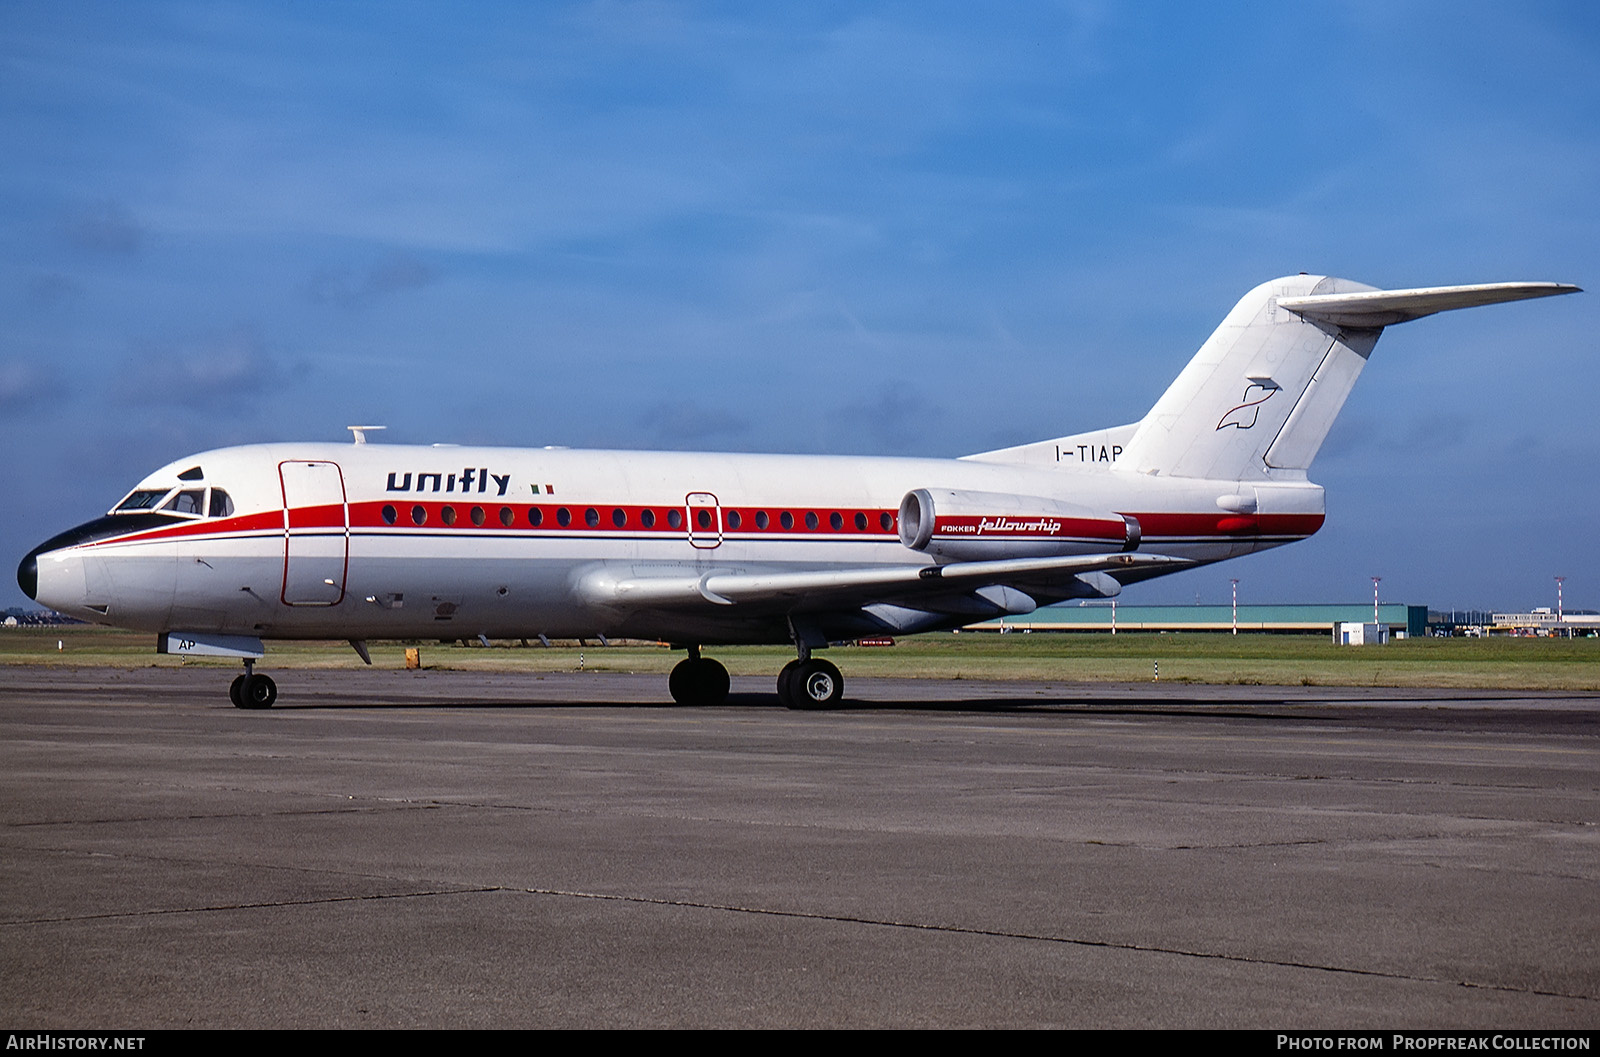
[
  {"x1": 776, "y1": 644, "x2": 843, "y2": 710},
  {"x1": 668, "y1": 646, "x2": 729, "y2": 706},
  {"x1": 229, "y1": 659, "x2": 277, "y2": 710}
]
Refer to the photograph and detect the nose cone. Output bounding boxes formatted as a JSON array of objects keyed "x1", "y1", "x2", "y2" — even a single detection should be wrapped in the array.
[
  {"x1": 18, "y1": 512, "x2": 177, "y2": 615},
  {"x1": 23, "y1": 512, "x2": 184, "y2": 628},
  {"x1": 17, "y1": 549, "x2": 38, "y2": 600}
]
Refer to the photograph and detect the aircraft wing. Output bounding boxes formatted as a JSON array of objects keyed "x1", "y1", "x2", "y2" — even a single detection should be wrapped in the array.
[{"x1": 577, "y1": 552, "x2": 1190, "y2": 613}]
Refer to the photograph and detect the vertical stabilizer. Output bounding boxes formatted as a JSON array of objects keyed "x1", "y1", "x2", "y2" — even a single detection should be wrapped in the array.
[
  {"x1": 1121, "y1": 275, "x2": 1577, "y2": 481},
  {"x1": 1122, "y1": 275, "x2": 1377, "y2": 481}
]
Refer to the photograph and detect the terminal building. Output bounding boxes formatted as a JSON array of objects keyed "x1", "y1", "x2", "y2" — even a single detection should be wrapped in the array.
[
  {"x1": 1489, "y1": 608, "x2": 1600, "y2": 636},
  {"x1": 971, "y1": 603, "x2": 1430, "y2": 638}
]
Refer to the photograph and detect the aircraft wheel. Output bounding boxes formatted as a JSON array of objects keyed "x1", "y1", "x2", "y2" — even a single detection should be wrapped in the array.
[
  {"x1": 703, "y1": 659, "x2": 730, "y2": 705},
  {"x1": 668, "y1": 659, "x2": 692, "y2": 703},
  {"x1": 668, "y1": 658, "x2": 729, "y2": 706},
  {"x1": 238, "y1": 674, "x2": 277, "y2": 709},
  {"x1": 775, "y1": 660, "x2": 801, "y2": 707},
  {"x1": 229, "y1": 674, "x2": 247, "y2": 708},
  {"x1": 786, "y1": 659, "x2": 842, "y2": 710}
]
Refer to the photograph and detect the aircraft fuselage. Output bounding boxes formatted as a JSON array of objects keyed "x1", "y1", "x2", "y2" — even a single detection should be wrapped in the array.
[{"x1": 22, "y1": 442, "x2": 1319, "y2": 645}]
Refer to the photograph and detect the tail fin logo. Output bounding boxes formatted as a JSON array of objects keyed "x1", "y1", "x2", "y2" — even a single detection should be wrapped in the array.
[{"x1": 1216, "y1": 383, "x2": 1279, "y2": 430}]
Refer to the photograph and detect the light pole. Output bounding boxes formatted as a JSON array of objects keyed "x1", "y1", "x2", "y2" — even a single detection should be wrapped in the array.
[
  {"x1": 1371, "y1": 576, "x2": 1382, "y2": 626},
  {"x1": 1230, "y1": 579, "x2": 1239, "y2": 635}
]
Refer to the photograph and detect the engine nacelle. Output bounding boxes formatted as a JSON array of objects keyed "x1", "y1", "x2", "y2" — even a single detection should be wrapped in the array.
[{"x1": 898, "y1": 488, "x2": 1140, "y2": 560}]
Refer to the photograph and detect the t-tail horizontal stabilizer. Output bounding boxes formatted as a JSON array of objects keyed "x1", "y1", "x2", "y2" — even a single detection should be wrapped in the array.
[{"x1": 1277, "y1": 282, "x2": 1580, "y2": 327}]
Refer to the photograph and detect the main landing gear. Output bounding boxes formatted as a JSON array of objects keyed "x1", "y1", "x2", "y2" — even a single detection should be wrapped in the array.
[
  {"x1": 776, "y1": 647, "x2": 843, "y2": 710},
  {"x1": 228, "y1": 659, "x2": 277, "y2": 710},
  {"x1": 668, "y1": 646, "x2": 730, "y2": 706},
  {"x1": 667, "y1": 644, "x2": 845, "y2": 709}
]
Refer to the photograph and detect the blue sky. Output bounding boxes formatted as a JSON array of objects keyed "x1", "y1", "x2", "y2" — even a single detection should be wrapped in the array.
[{"x1": 3, "y1": 1, "x2": 1595, "y2": 611}]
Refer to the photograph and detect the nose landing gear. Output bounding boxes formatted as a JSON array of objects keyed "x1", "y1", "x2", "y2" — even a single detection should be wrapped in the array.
[{"x1": 229, "y1": 660, "x2": 277, "y2": 709}]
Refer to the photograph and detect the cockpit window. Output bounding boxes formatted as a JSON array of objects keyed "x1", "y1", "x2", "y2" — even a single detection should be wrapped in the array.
[
  {"x1": 115, "y1": 490, "x2": 171, "y2": 512},
  {"x1": 113, "y1": 485, "x2": 234, "y2": 517},
  {"x1": 162, "y1": 490, "x2": 206, "y2": 516}
]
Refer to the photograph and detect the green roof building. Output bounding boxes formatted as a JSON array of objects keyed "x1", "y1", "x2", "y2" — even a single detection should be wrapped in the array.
[{"x1": 971, "y1": 603, "x2": 1429, "y2": 638}]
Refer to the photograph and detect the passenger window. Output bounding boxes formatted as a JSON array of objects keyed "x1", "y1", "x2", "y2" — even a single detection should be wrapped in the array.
[
  {"x1": 585, "y1": 508, "x2": 600, "y2": 527},
  {"x1": 557, "y1": 507, "x2": 571, "y2": 527},
  {"x1": 726, "y1": 510, "x2": 741, "y2": 530},
  {"x1": 382, "y1": 505, "x2": 398, "y2": 525},
  {"x1": 804, "y1": 511, "x2": 818, "y2": 530},
  {"x1": 854, "y1": 512, "x2": 867, "y2": 531},
  {"x1": 829, "y1": 512, "x2": 842, "y2": 531},
  {"x1": 471, "y1": 506, "x2": 486, "y2": 526},
  {"x1": 755, "y1": 511, "x2": 769, "y2": 530},
  {"x1": 411, "y1": 505, "x2": 427, "y2": 526},
  {"x1": 612, "y1": 508, "x2": 626, "y2": 528},
  {"x1": 641, "y1": 509, "x2": 656, "y2": 528},
  {"x1": 779, "y1": 512, "x2": 793, "y2": 530},
  {"x1": 880, "y1": 512, "x2": 893, "y2": 531},
  {"x1": 441, "y1": 506, "x2": 457, "y2": 526},
  {"x1": 209, "y1": 490, "x2": 235, "y2": 518},
  {"x1": 529, "y1": 507, "x2": 544, "y2": 527},
  {"x1": 499, "y1": 507, "x2": 514, "y2": 527},
  {"x1": 667, "y1": 509, "x2": 683, "y2": 530}
]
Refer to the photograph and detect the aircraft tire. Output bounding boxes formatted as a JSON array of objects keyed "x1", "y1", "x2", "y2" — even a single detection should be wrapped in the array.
[
  {"x1": 669, "y1": 658, "x2": 728, "y2": 706},
  {"x1": 697, "y1": 658, "x2": 730, "y2": 706},
  {"x1": 775, "y1": 660, "x2": 801, "y2": 707},
  {"x1": 229, "y1": 675, "x2": 246, "y2": 708},
  {"x1": 786, "y1": 659, "x2": 842, "y2": 710},
  {"x1": 668, "y1": 659, "x2": 693, "y2": 704},
  {"x1": 238, "y1": 674, "x2": 277, "y2": 709}
]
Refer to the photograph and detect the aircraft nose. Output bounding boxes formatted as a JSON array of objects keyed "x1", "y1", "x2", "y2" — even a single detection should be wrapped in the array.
[
  {"x1": 20, "y1": 512, "x2": 169, "y2": 608},
  {"x1": 17, "y1": 548, "x2": 39, "y2": 601}
]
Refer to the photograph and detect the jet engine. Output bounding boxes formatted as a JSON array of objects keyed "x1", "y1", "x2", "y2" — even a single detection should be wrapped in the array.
[{"x1": 898, "y1": 488, "x2": 1140, "y2": 560}]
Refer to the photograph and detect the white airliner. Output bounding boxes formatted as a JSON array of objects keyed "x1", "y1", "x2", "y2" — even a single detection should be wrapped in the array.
[{"x1": 18, "y1": 275, "x2": 1578, "y2": 709}]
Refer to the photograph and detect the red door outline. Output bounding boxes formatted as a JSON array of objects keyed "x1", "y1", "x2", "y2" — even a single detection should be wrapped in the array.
[
  {"x1": 280, "y1": 460, "x2": 349, "y2": 605},
  {"x1": 685, "y1": 492, "x2": 721, "y2": 550}
]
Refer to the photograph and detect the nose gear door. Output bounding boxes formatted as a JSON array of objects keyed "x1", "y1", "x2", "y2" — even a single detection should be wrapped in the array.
[{"x1": 280, "y1": 460, "x2": 348, "y2": 605}]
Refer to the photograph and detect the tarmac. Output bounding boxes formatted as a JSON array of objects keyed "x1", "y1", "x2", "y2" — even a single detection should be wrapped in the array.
[{"x1": 1, "y1": 666, "x2": 1596, "y2": 1028}]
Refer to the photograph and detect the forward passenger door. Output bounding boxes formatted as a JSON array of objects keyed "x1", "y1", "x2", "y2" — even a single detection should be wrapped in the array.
[{"x1": 280, "y1": 460, "x2": 348, "y2": 605}]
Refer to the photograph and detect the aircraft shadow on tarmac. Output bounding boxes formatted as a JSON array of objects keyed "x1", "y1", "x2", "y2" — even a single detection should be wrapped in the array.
[
  {"x1": 269, "y1": 691, "x2": 1292, "y2": 716},
  {"x1": 261, "y1": 691, "x2": 1562, "y2": 731}
]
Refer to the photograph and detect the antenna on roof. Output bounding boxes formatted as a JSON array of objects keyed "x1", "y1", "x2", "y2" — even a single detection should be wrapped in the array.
[{"x1": 347, "y1": 425, "x2": 386, "y2": 445}]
